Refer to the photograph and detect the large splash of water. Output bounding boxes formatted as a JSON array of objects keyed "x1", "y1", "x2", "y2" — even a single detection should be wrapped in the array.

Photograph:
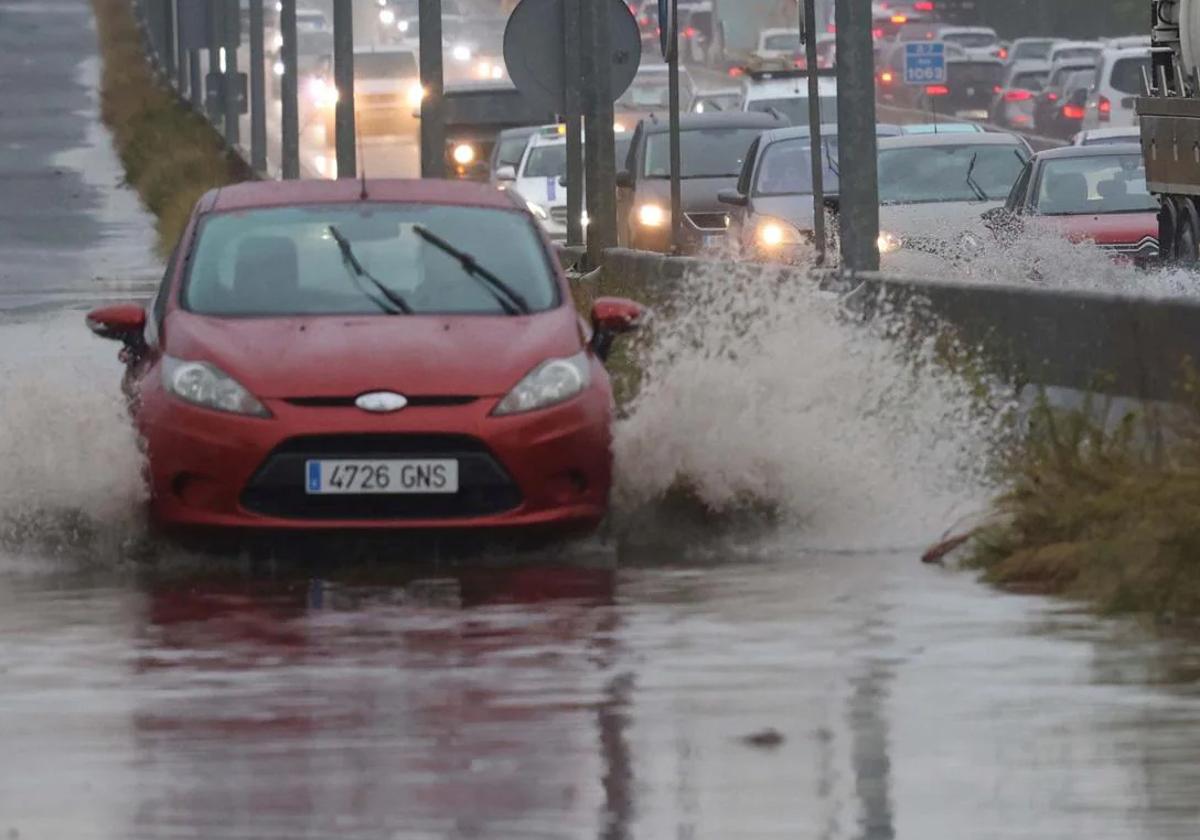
[
  {"x1": 611, "y1": 261, "x2": 1011, "y2": 551},
  {"x1": 0, "y1": 311, "x2": 147, "y2": 561}
]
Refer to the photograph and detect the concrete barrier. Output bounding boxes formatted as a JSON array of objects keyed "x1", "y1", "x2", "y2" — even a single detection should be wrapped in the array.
[{"x1": 589, "y1": 248, "x2": 1200, "y2": 403}]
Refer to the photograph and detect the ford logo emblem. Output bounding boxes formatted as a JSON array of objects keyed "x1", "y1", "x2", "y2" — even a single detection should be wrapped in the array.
[{"x1": 355, "y1": 392, "x2": 409, "y2": 413}]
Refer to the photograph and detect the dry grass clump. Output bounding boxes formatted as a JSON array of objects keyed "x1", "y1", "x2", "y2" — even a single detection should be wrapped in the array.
[
  {"x1": 92, "y1": 0, "x2": 252, "y2": 255},
  {"x1": 967, "y1": 385, "x2": 1200, "y2": 621}
]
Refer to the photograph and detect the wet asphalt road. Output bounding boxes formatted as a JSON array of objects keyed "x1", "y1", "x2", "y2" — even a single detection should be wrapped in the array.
[{"x1": 4, "y1": 2, "x2": 1200, "y2": 839}]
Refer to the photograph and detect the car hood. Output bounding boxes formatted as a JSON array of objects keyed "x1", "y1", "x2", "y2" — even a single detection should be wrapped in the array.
[
  {"x1": 879, "y1": 199, "x2": 1001, "y2": 240},
  {"x1": 636, "y1": 176, "x2": 742, "y2": 212},
  {"x1": 163, "y1": 307, "x2": 584, "y2": 399},
  {"x1": 1036, "y1": 211, "x2": 1158, "y2": 245}
]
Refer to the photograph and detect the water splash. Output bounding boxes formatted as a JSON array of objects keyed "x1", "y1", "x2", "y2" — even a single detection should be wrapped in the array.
[
  {"x1": 0, "y1": 311, "x2": 147, "y2": 559},
  {"x1": 611, "y1": 261, "x2": 1011, "y2": 551}
]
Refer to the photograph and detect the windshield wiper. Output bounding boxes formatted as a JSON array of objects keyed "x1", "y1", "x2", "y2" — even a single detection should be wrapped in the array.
[
  {"x1": 328, "y1": 225, "x2": 413, "y2": 315},
  {"x1": 964, "y1": 153, "x2": 988, "y2": 202},
  {"x1": 411, "y1": 225, "x2": 530, "y2": 315}
]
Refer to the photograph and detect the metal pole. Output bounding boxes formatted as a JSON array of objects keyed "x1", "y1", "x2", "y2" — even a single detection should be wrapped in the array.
[
  {"x1": 223, "y1": 0, "x2": 240, "y2": 146},
  {"x1": 177, "y1": 0, "x2": 189, "y2": 94},
  {"x1": 249, "y1": 0, "x2": 267, "y2": 172},
  {"x1": 564, "y1": 0, "x2": 585, "y2": 247},
  {"x1": 333, "y1": 0, "x2": 357, "y2": 179},
  {"x1": 834, "y1": 0, "x2": 879, "y2": 271},
  {"x1": 419, "y1": 0, "x2": 446, "y2": 178},
  {"x1": 280, "y1": 0, "x2": 300, "y2": 179},
  {"x1": 803, "y1": 0, "x2": 826, "y2": 265},
  {"x1": 668, "y1": 0, "x2": 683, "y2": 253},
  {"x1": 163, "y1": 0, "x2": 177, "y2": 79},
  {"x1": 585, "y1": 0, "x2": 617, "y2": 266},
  {"x1": 207, "y1": 0, "x2": 221, "y2": 124},
  {"x1": 189, "y1": 49, "x2": 202, "y2": 109}
]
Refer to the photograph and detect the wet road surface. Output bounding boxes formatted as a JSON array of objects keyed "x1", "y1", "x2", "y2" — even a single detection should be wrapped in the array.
[{"x1": 4, "y1": 3, "x2": 1200, "y2": 839}]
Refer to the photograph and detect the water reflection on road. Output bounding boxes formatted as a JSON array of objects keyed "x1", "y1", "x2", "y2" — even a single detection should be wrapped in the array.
[{"x1": 3, "y1": 542, "x2": 1200, "y2": 839}]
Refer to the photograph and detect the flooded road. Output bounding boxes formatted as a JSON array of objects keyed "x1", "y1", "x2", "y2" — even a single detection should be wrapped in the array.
[{"x1": 4, "y1": 3, "x2": 1200, "y2": 839}]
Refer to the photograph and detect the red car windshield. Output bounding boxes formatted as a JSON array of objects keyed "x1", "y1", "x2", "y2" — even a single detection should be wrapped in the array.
[
  {"x1": 1034, "y1": 154, "x2": 1158, "y2": 216},
  {"x1": 183, "y1": 204, "x2": 559, "y2": 316}
]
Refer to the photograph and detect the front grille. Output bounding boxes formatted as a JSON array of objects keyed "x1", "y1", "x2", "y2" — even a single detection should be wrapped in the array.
[
  {"x1": 550, "y1": 207, "x2": 568, "y2": 225},
  {"x1": 284, "y1": 396, "x2": 478, "y2": 408},
  {"x1": 1100, "y1": 236, "x2": 1159, "y2": 258},
  {"x1": 241, "y1": 434, "x2": 522, "y2": 520},
  {"x1": 686, "y1": 212, "x2": 729, "y2": 231}
]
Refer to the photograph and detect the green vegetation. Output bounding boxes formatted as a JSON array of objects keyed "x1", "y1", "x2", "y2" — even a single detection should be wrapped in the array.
[
  {"x1": 966, "y1": 386, "x2": 1200, "y2": 622},
  {"x1": 93, "y1": 0, "x2": 251, "y2": 256}
]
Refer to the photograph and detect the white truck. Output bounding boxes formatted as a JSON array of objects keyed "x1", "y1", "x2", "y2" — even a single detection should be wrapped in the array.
[{"x1": 1138, "y1": 0, "x2": 1200, "y2": 261}]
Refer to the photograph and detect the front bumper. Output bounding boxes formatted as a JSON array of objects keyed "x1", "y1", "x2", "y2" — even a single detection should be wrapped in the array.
[{"x1": 137, "y1": 377, "x2": 613, "y2": 533}]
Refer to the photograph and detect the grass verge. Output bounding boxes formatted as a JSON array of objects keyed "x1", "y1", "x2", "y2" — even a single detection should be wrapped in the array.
[
  {"x1": 965, "y1": 386, "x2": 1200, "y2": 622},
  {"x1": 92, "y1": 0, "x2": 252, "y2": 256}
]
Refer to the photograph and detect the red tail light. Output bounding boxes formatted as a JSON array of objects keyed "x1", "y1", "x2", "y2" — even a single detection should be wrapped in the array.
[
  {"x1": 1099, "y1": 95, "x2": 1112, "y2": 121},
  {"x1": 1004, "y1": 89, "x2": 1032, "y2": 101},
  {"x1": 683, "y1": 26, "x2": 697, "y2": 38},
  {"x1": 914, "y1": 1, "x2": 934, "y2": 10},
  {"x1": 926, "y1": 84, "x2": 950, "y2": 96},
  {"x1": 993, "y1": 84, "x2": 1002, "y2": 94},
  {"x1": 1062, "y1": 103, "x2": 1086, "y2": 120},
  {"x1": 872, "y1": 27, "x2": 884, "y2": 39},
  {"x1": 728, "y1": 66, "x2": 744, "y2": 78},
  {"x1": 997, "y1": 47, "x2": 1008, "y2": 59},
  {"x1": 1047, "y1": 92, "x2": 1058, "y2": 102}
]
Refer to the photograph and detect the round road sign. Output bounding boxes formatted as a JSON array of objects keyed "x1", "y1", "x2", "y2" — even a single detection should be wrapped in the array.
[
  {"x1": 504, "y1": 0, "x2": 642, "y2": 116},
  {"x1": 658, "y1": 0, "x2": 674, "y2": 62}
]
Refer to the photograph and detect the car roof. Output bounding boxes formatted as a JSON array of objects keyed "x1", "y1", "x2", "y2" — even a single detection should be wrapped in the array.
[
  {"x1": 760, "y1": 27, "x2": 799, "y2": 37},
  {"x1": 1053, "y1": 40, "x2": 1105, "y2": 50},
  {"x1": 208, "y1": 179, "x2": 520, "y2": 213},
  {"x1": 497, "y1": 125, "x2": 543, "y2": 140},
  {"x1": 878, "y1": 132, "x2": 1023, "y2": 150},
  {"x1": 938, "y1": 26, "x2": 998, "y2": 35},
  {"x1": 1075, "y1": 126, "x2": 1141, "y2": 142},
  {"x1": 641, "y1": 111, "x2": 783, "y2": 134},
  {"x1": 744, "y1": 75, "x2": 838, "y2": 97},
  {"x1": 759, "y1": 123, "x2": 903, "y2": 143},
  {"x1": 1008, "y1": 60, "x2": 1051, "y2": 73},
  {"x1": 1034, "y1": 142, "x2": 1144, "y2": 161},
  {"x1": 1100, "y1": 45, "x2": 1152, "y2": 58},
  {"x1": 901, "y1": 122, "x2": 986, "y2": 134}
]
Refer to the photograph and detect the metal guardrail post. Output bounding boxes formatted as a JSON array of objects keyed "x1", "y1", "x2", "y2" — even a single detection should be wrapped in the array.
[
  {"x1": 584, "y1": 0, "x2": 617, "y2": 265},
  {"x1": 419, "y1": 0, "x2": 446, "y2": 178},
  {"x1": 564, "y1": 0, "x2": 584, "y2": 247},
  {"x1": 223, "y1": 0, "x2": 240, "y2": 146},
  {"x1": 280, "y1": 0, "x2": 300, "y2": 179},
  {"x1": 668, "y1": 0, "x2": 682, "y2": 253},
  {"x1": 163, "y1": 0, "x2": 177, "y2": 79},
  {"x1": 333, "y1": 0, "x2": 357, "y2": 179},
  {"x1": 249, "y1": 0, "x2": 267, "y2": 173},
  {"x1": 803, "y1": 0, "x2": 826, "y2": 265},
  {"x1": 189, "y1": 48, "x2": 202, "y2": 109}
]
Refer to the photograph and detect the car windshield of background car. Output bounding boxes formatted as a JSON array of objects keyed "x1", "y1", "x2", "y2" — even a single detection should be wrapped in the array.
[
  {"x1": 753, "y1": 138, "x2": 841, "y2": 196},
  {"x1": 523, "y1": 145, "x2": 567, "y2": 179},
  {"x1": 878, "y1": 144, "x2": 1028, "y2": 204},
  {"x1": 185, "y1": 205, "x2": 558, "y2": 316},
  {"x1": 1109, "y1": 56, "x2": 1150, "y2": 95},
  {"x1": 643, "y1": 128, "x2": 764, "y2": 179},
  {"x1": 747, "y1": 95, "x2": 838, "y2": 124},
  {"x1": 1035, "y1": 154, "x2": 1158, "y2": 215}
]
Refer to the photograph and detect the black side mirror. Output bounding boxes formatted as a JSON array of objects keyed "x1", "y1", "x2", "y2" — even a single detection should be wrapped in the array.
[
  {"x1": 717, "y1": 188, "x2": 748, "y2": 207},
  {"x1": 558, "y1": 175, "x2": 568, "y2": 188},
  {"x1": 616, "y1": 170, "x2": 635, "y2": 189}
]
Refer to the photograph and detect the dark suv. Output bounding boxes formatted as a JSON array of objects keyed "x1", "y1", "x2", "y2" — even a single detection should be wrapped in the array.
[{"x1": 616, "y1": 111, "x2": 785, "y2": 253}]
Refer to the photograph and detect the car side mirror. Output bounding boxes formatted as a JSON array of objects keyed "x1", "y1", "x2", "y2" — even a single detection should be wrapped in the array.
[
  {"x1": 717, "y1": 188, "x2": 748, "y2": 207},
  {"x1": 615, "y1": 170, "x2": 635, "y2": 189},
  {"x1": 495, "y1": 165, "x2": 516, "y2": 182},
  {"x1": 86, "y1": 304, "x2": 147, "y2": 345},
  {"x1": 590, "y1": 296, "x2": 643, "y2": 362}
]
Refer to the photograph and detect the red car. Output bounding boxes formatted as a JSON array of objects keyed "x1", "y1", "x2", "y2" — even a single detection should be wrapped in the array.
[
  {"x1": 984, "y1": 143, "x2": 1159, "y2": 264},
  {"x1": 86, "y1": 179, "x2": 641, "y2": 536}
]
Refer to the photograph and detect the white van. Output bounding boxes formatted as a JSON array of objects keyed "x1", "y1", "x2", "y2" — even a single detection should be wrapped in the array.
[{"x1": 1081, "y1": 46, "x2": 1151, "y2": 130}]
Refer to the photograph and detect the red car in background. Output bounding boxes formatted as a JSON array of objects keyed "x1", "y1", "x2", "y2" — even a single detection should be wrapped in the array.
[
  {"x1": 983, "y1": 144, "x2": 1159, "y2": 264},
  {"x1": 86, "y1": 179, "x2": 641, "y2": 537}
]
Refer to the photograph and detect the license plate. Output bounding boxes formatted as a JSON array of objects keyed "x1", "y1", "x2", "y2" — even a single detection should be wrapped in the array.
[{"x1": 305, "y1": 459, "x2": 459, "y2": 495}]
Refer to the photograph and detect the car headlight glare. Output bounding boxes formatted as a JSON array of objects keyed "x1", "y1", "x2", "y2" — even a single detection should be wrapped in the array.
[
  {"x1": 308, "y1": 78, "x2": 338, "y2": 107},
  {"x1": 162, "y1": 356, "x2": 270, "y2": 418},
  {"x1": 379, "y1": 8, "x2": 395, "y2": 24},
  {"x1": 272, "y1": 60, "x2": 286, "y2": 77},
  {"x1": 877, "y1": 231, "x2": 903, "y2": 254},
  {"x1": 757, "y1": 217, "x2": 803, "y2": 248},
  {"x1": 407, "y1": 81, "x2": 425, "y2": 108},
  {"x1": 452, "y1": 44, "x2": 472, "y2": 62},
  {"x1": 637, "y1": 204, "x2": 667, "y2": 227},
  {"x1": 525, "y1": 200, "x2": 549, "y2": 220},
  {"x1": 494, "y1": 352, "x2": 591, "y2": 416},
  {"x1": 397, "y1": 19, "x2": 410, "y2": 32},
  {"x1": 453, "y1": 143, "x2": 477, "y2": 165}
]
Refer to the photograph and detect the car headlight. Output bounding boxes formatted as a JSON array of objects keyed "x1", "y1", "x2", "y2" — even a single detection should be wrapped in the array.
[
  {"x1": 273, "y1": 32, "x2": 283, "y2": 50},
  {"x1": 273, "y1": 60, "x2": 285, "y2": 77},
  {"x1": 407, "y1": 81, "x2": 425, "y2": 108},
  {"x1": 637, "y1": 204, "x2": 667, "y2": 227},
  {"x1": 756, "y1": 217, "x2": 804, "y2": 248},
  {"x1": 307, "y1": 77, "x2": 338, "y2": 107},
  {"x1": 452, "y1": 44, "x2": 472, "y2": 62},
  {"x1": 493, "y1": 352, "x2": 591, "y2": 416},
  {"x1": 877, "y1": 231, "x2": 903, "y2": 254},
  {"x1": 453, "y1": 143, "x2": 476, "y2": 165},
  {"x1": 397, "y1": 19, "x2": 410, "y2": 32},
  {"x1": 162, "y1": 356, "x2": 271, "y2": 418},
  {"x1": 525, "y1": 200, "x2": 549, "y2": 220},
  {"x1": 379, "y1": 8, "x2": 395, "y2": 24}
]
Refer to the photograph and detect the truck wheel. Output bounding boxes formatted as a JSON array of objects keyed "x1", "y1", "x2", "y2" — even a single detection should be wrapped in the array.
[
  {"x1": 1159, "y1": 198, "x2": 1177, "y2": 264},
  {"x1": 1176, "y1": 199, "x2": 1200, "y2": 265}
]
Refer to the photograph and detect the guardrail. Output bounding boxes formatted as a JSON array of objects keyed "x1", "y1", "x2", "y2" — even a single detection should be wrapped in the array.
[{"x1": 586, "y1": 248, "x2": 1200, "y2": 403}]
